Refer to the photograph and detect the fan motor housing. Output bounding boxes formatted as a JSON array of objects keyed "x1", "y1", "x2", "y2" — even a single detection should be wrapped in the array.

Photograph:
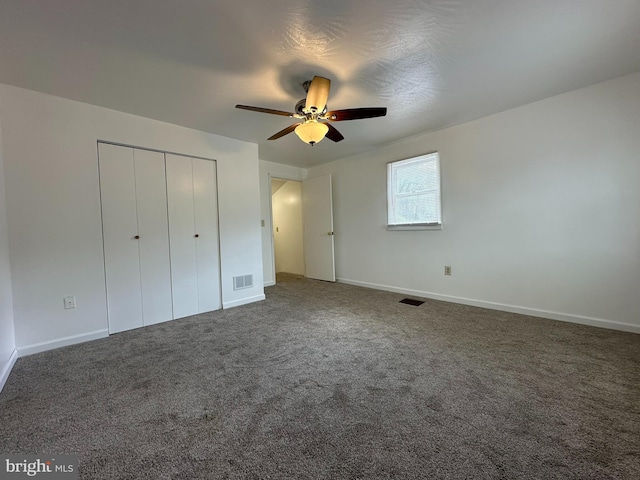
[
  {"x1": 295, "y1": 98, "x2": 327, "y2": 117},
  {"x1": 295, "y1": 99, "x2": 306, "y2": 115}
]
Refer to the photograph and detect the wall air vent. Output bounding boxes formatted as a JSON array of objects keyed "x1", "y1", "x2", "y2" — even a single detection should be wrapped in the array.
[{"x1": 233, "y1": 274, "x2": 254, "y2": 290}]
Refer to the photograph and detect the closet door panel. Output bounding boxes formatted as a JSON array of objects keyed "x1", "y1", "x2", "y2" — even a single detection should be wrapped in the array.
[
  {"x1": 134, "y1": 149, "x2": 173, "y2": 325},
  {"x1": 166, "y1": 154, "x2": 199, "y2": 319},
  {"x1": 193, "y1": 159, "x2": 222, "y2": 312},
  {"x1": 98, "y1": 143, "x2": 143, "y2": 333}
]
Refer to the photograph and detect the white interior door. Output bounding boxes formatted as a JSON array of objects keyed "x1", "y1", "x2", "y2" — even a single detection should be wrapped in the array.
[
  {"x1": 166, "y1": 153, "x2": 199, "y2": 319},
  {"x1": 303, "y1": 174, "x2": 336, "y2": 282},
  {"x1": 98, "y1": 143, "x2": 143, "y2": 333},
  {"x1": 192, "y1": 158, "x2": 221, "y2": 312},
  {"x1": 134, "y1": 149, "x2": 173, "y2": 326}
]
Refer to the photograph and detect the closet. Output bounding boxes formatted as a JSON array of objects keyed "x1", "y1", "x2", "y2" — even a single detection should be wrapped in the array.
[{"x1": 98, "y1": 143, "x2": 221, "y2": 334}]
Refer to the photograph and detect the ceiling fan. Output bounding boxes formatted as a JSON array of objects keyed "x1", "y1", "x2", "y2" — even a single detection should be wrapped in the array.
[{"x1": 236, "y1": 76, "x2": 387, "y2": 145}]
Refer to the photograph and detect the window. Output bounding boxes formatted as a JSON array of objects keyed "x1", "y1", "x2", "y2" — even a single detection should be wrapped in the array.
[{"x1": 387, "y1": 152, "x2": 441, "y2": 229}]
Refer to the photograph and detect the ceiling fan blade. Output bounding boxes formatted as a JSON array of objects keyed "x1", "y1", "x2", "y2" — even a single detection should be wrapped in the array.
[
  {"x1": 236, "y1": 105, "x2": 294, "y2": 117},
  {"x1": 305, "y1": 76, "x2": 331, "y2": 114},
  {"x1": 267, "y1": 123, "x2": 300, "y2": 140},
  {"x1": 325, "y1": 107, "x2": 387, "y2": 121},
  {"x1": 325, "y1": 123, "x2": 344, "y2": 142}
]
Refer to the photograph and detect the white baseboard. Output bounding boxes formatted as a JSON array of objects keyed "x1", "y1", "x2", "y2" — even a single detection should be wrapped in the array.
[
  {"x1": 264, "y1": 281, "x2": 276, "y2": 287},
  {"x1": 17, "y1": 329, "x2": 109, "y2": 357},
  {"x1": 223, "y1": 293, "x2": 266, "y2": 309},
  {"x1": 0, "y1": 348, "x2": 18, "y2": 393},
  {"x1": 337, "y1": 277, "x2": 640, "y2": 334}
]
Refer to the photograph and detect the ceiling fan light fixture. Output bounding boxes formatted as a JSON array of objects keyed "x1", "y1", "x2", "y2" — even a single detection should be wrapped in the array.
[
  {"x1": 235, "y1": 75, "x2": 386, "y2": 144},
  {"x1": 295, "y1": 120, "x2": 329, "y2": 145}
]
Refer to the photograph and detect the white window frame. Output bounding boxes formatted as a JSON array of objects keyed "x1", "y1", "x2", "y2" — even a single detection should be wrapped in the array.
[{"x1": 387, "y1": 152, "x2": 442, "y2": 231}]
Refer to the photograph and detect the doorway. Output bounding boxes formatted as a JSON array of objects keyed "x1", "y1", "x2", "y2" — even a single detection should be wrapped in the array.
[
  {"x1": 267, "y1": 174, "x2": 335, "y2": 284},
  {"x1": 271, "y1": 178, "x2": 304, "y2": 278}
]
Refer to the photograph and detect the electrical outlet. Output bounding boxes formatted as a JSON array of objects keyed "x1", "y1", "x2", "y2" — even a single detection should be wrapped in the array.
[
  {"x1": 444, "y1": 266, "x2": 452, "y2": 276},
  {"x1": 63, "y1": 295, "x2": 76, "y2": 309}
]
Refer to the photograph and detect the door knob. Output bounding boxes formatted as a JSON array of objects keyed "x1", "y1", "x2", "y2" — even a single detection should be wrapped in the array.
[
  {"x1": 194, "y1": 234, "x2": 200, "y2": 238},
  {"x1": 327, "y1": 231, "x2": 334, "y2": 236},
  {"x1": 134, "y1": 235, "x2": 140, "y2": 239}
]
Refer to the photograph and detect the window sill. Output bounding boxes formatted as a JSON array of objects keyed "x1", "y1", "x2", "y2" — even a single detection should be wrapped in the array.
[{"x1": 387, "y1": 224, "x2": 442, "y2": 231}]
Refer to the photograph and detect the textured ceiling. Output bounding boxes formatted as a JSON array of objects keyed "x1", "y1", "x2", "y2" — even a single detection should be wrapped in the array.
[{"x1": 1, "y1": 0, "x2": 639, "y2": 168}]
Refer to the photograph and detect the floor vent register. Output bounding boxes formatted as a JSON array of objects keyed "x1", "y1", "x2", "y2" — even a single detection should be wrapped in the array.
[{"x1": 399, "y1": 298, "x2": 424, "y2": 306}]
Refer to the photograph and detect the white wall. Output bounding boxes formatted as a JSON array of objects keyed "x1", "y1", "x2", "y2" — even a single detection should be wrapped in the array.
[
  {"x1": 308, "y1": 71, "x2": 640, "y2": 333},
  {"x1": 272, "y1": 181, "x2": 304, "y2": 275},
  {"x1": 259, "y1": 160, "x2": 306, "y2": 286},
  {"x1": 0, "y1": 84, "x2": 264, "y2": 354},
  {"x1": 0, "y1": 108, "x2": 16, "y2": 391}
]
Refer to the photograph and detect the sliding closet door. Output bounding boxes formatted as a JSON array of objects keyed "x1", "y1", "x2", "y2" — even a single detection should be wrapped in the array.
[
  {"x1": 99, "y1": 143, "x2": 143, "y2": 333},
  {"x1": 134, "y1": 149, "x2": 173, "y2": 325},
  {"x1": 166, "y1": 153, "x2": 199, "y2": 319},
  {"x1": 193, "y1": 158, "x2": 221, "y2": 312}
]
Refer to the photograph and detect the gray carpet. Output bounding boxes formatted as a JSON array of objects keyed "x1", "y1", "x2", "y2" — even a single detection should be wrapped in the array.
[{"x1": 1, "y1": 273, "x2": 639, "y2": 479}]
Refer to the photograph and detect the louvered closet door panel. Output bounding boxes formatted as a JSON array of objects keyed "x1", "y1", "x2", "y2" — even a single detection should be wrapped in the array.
[
  {"x1": 134, "y1": 149, "x2": 173, "y2": 325},
  {"x1": 98, "y1": 143, "x2": 143, "y2": 333},
  {"x1": 192, "y1": 158, "x2": 222, "y2": 312},
  {"x1": 166, "y1": 153, "x2": 199, "y2": 319}
]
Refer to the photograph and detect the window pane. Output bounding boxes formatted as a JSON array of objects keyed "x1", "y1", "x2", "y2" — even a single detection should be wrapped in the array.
[
  {"x1": 387, "y1": 153, "x2": 441, "y2": 226},
  {"x1": 394, "y1": 192, "x2": 439, "y2": 224},
  {"x1": 395, "y1": 161, "x2": 438, "y2": 194}
]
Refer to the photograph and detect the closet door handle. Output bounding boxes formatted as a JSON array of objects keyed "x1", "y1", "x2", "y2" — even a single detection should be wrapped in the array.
[
  {"x1": 194, "y1": 234, "x2": 200, "y2": 238},
  {"x1": 134, "y1": 235, "x2": 140, "y2": 240}
]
